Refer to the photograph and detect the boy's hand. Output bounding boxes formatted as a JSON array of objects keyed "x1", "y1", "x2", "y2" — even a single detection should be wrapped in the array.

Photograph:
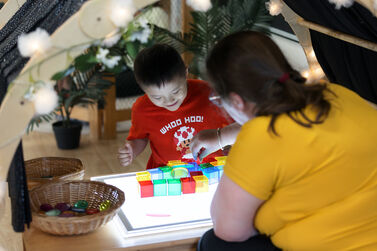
[
  {"x1": 190, "y1": 129, "x2": 219, "y2": 161},
  {"x1": 118, "y1": 142, "x2": 134, "y2": 167}
]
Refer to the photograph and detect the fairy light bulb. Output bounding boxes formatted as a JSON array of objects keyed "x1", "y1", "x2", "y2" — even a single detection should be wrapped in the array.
[
  {"x1": 301, "y1": 70, "x2": 310, "y2": 79},
  {"x1": 109, "y1": 0, "x2": 135, "y2": 27},
  {"x1": 266, "y1": 0, "x2": 283, "y2": 16}
]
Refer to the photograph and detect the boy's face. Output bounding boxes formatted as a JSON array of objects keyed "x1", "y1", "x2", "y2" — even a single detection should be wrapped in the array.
[{"x1": 142, "y1": 77, "x2": 188, "y2": 111}]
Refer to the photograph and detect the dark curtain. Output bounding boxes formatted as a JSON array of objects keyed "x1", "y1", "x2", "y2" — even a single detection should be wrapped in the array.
[
  {"x1": 0, "y1": 0, "x2": 87, "y2": 232},
  {"x1": 283, "y1": 0, "x2": 377, "y2": 103}
]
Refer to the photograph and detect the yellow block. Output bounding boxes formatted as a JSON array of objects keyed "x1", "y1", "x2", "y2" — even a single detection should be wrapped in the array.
[
  {"x1": 136, "y1": 171, "x2": 151, "y2": 181},
  {"x1": 167, "y1": 160, "x2": 187, "y2": 166},
  {"x1": 193, "y1": 175, "x2": 209, "y2": 193},
  {"x1": 215, "y1": 156, "x2": 227, "y2": 165}
]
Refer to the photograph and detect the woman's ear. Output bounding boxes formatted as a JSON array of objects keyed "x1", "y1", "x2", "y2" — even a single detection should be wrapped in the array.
[{"x1": 228, "y1": 92, "x2": 246, "y2": 111}]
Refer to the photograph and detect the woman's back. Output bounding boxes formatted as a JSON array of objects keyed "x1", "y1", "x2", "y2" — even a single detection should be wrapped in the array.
[{"x1": 225, "y1": 83, "x2": 377, "y2": 250}]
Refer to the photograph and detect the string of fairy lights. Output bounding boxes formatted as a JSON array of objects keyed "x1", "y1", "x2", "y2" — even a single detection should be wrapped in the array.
[{"x1": 14, "y1": 0, "x2": 376, "y2": 115}]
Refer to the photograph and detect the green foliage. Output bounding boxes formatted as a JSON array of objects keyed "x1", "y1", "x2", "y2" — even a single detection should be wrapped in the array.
[
  {"x1": 153, "y1": 0, "x2": 272, "y2": 78},
  {"x1": 56, "y1": 72, "x2": 112, "y2": 128}
]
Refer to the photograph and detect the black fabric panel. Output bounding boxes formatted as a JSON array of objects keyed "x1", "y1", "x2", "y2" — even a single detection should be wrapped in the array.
[
  {"x1": 7, "y1": 143, "x2": 31, "y2": 232},
  {"x1": 310, "y1": 30, "x2": 377, "y2": 102},
  {"x1": 283, "y1": 0, "x2": 377, "y2": 103}
]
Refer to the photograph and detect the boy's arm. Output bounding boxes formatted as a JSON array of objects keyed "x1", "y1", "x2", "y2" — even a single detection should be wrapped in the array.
[
  {"x1": 118, "y1": 138, "x2": 148, "y2": 167},
  {"x1": 190, "y1": 122, "x2": 241, "y2": 160}
]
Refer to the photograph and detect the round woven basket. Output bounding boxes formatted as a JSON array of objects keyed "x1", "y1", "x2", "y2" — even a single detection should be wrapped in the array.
[
  {"x1": 29, "y1": 180, "x2": 125, "y2": 235},
  {"x1": 25, "y1": 157, "x2": 84, "y2": 190}
]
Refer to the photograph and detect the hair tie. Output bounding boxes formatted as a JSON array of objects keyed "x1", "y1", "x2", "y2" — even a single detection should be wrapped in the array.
[{"x1": 278, "y1": 73, "x2": 290, "y2": 83}]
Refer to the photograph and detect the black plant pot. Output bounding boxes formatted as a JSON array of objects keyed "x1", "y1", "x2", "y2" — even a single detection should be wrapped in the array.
[{"x1": 52, "y1": 121, "x2": 82, "y2": 149}]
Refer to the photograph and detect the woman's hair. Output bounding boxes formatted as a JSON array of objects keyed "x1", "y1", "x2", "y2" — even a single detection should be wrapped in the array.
[
  {"x1": 134, "y1": 44, "x2": 186, "y2": 88},
  {"x1": 206, "y1": 31, "x2": 334, "y2": 135}
]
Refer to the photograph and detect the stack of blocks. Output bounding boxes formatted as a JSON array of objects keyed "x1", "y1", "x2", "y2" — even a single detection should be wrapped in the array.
[{"x1": 136, "y1": 157, "x2": 226, "y2": 198}]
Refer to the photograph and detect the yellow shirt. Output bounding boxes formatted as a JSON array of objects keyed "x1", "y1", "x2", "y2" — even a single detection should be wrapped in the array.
[{"x1": 225, "y1": 84, "x2": 377, "y2": 251}]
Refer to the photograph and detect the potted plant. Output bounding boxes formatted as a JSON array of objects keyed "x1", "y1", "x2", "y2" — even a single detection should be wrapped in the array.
[
  {"x1": 153, "y1": 0, "x2": 272, "y2": 78},
  {"x1": 51, "y1": 71, "x2": 111, "y2": 149}
]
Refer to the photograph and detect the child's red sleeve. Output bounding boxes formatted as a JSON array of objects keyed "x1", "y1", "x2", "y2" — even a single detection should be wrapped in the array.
[{"x1": 127, "y1": 101, "x2": 148, "y2": 141}]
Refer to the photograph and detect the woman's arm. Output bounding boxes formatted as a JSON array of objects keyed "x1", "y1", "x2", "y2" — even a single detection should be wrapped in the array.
[
  {"x1": 211, "y1": 174, "x2": 264, "y2": 242},
  {"x1": 190, "y1": 123, "x2": 241, "y2": 160}
]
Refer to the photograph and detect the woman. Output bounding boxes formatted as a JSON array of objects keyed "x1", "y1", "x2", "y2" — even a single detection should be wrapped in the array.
[{"x1": 195, "y1": 31, "x2": 377, "y2": 251}]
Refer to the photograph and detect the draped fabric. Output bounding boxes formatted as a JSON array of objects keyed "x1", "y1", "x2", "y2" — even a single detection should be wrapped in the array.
[
  {"x1": 0, "y1": 0, "x2": 87, "y2": 232},
  {"x1": 283, "y1": 0, "x2": 377, "y2": 103}
]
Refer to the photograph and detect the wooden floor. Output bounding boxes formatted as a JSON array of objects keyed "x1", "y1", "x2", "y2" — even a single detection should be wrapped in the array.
[{"x1": 0, "y1": 130, "x2": 151, "y2": 251}]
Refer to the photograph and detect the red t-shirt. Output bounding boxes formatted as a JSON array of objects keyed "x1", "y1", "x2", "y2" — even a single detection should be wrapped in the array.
[{"x1": 127, "y1": 79, "x2": 232, "y2": 169}]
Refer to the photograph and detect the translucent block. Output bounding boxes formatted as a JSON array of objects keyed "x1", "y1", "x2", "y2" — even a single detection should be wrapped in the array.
[
  {"x1": 173, "y1": 164, "x2": 194, "y2": 169},
  {"x1": 202, "y1": 166, "x2": 220, "y2": 184},
  {"x1": 153, "y1": 179, "x2": 167, "y2": 196},
  {"x1": 216, "y1": 165, "x2": 224, "y2": 178},
  {"x1": 148, "y1": 168, "x2": 163, "y2": 180},
  {"x1": 136, "y1": 171, "x2": 151, "y2": 181},
  {"x1": 210, "y1": 161, "x2": 220, "y2": 166},
  {"x1": 199, "y1": 163, "x2": 214, "y2": 169},
  {"x1": 171, "y1": 167, "x2": 189, "y2": 179},
  {"x1": 187, "y1": 162, "x2": 201, "y2": 172},
  {"x1": 189, "y1": 170, "x2": 203, "y2": 177},
  {"x1": 167, "y1": 179, "x2": 181, "y2": 196},
  {"x1": 138, "y1": 180, "x2": 154, "y2": 198},
  {"x1": 193, "y1": 175, "x2": 209, "y2": 193},
  {"x1": 215, "y1": 156, "x2": 227, "y2": 165},
  {"x1": 181, "y1": 177, "x2": 196, "y2": 194},
  {"x1": 167, "y1": 160, "x2": 187, "y2": 166},
  {"x1": 159, "y1": 166, "x2": 173, "y2": 179}
]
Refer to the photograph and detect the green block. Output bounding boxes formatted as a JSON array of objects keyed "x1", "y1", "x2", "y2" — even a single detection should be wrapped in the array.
[
  {"x1": 171, "y1": 167, "x2": 189, "y2": 179},
  {"x1": 167, "y1": 179, "x2": 181, "y2": 196},
  {"x1": 200, "y1": 163, "x2": 214, "y2": 169},
  {"x1": 153, "y1": 179, "x2": 167, "y2": 196},
  {"x1": 159, "y1": 166, "x2": 173, "y2": 179}
]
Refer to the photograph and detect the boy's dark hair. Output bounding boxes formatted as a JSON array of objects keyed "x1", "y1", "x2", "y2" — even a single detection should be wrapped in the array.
[
  {"x1": 206, "y1": 31, "x2": 334, "y2": 135},
  {"x1": 133, "y1": 44, "x2": 186, "y2": 87}
]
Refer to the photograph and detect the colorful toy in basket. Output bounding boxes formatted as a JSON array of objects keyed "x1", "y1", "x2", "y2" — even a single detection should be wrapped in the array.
[{"x1": 136, "y1": 156, "x2": 226, "y2": 198}]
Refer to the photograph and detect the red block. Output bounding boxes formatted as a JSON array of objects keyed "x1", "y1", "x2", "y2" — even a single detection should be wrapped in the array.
[
  {"x1": 181, "y1": 177, "x2": 196, "y2": 194},
  {"x1": 139, "y1": 180, "x2": 154, "y2": 198},
  {"x1": 190, "y1": 171, "x2": 203, "y2": 177}
]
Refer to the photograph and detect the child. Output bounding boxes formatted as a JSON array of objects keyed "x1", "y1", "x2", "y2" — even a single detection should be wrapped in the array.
[{"x1": 118, "y1": 44, "x2": 232, "y2": 169}]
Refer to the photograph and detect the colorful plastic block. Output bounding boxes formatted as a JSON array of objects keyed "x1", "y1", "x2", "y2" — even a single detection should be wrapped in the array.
[
  {"x1": 138, "y1": 180, "x2": 154, "y2": 198},
  {"x1": 217, "y1": 165, "x2": 224, "y2": 177},
  {"x1": 181, "y1": 177, "x2": 196, "y2": 194},
  {"x1": 215, "y1": 156, "x2": 227, "y2": 165},
  {"x1": 202, "y1": 166, "x2": 220, "y2": 184},
  {"x1": 153, "y1": 179, "x2": 167, "y2": 196},
  {"x1": 200, "y1": 163, "x2": 214, "y2": 169},
  {"x1": 136, "y1": 171, "x2": 151, "y2": 181},
  {"x1": 159, "y1": 166, "x2": 173, "y2": 179},
  {"x1": 148, "y1": 168, "x2": 163, "y2": 180},
  {"x1": 167, "y1": 160, "x2": 187, "y2": 166},
  {"x1": 193, "y1": 175, "x2": 209, "y2": 193},
  {"x1": 167, "y1": 179, "x2": 181, "y2": 196},
  {"x1": 190, "y1": 170, "x2": 203, "y2": 177},
  {"x1": 172, "y1": 167, "x2": 189, "y2": 178},
  {"x1": 187, "y1": 162, "x2": 201, "y2": 172}
]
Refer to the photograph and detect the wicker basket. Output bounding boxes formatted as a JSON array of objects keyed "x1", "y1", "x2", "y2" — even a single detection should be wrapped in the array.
[
  {"x1": 25, "y1": 157, "x2": 84, "y2": 190},
  {"x1": 29, "y1": 180, "x2": 125, "y2": 235}
]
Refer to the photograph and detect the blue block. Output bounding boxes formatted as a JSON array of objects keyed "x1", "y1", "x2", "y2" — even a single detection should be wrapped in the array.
[
  {"x1": 217, "y1": 165, "x2": 224, "y2": 178},
  {"x1": 202, "y1": 167, "x2": 220, "y2": 184},
  {"x1": 148, "y1": 168, "x2": 163, "y2": 180}
]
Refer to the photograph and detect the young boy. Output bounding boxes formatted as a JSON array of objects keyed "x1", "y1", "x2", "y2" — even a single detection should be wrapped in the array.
[{"x1": 118, "y1": 44, "x2": 232, "y2": 169}]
